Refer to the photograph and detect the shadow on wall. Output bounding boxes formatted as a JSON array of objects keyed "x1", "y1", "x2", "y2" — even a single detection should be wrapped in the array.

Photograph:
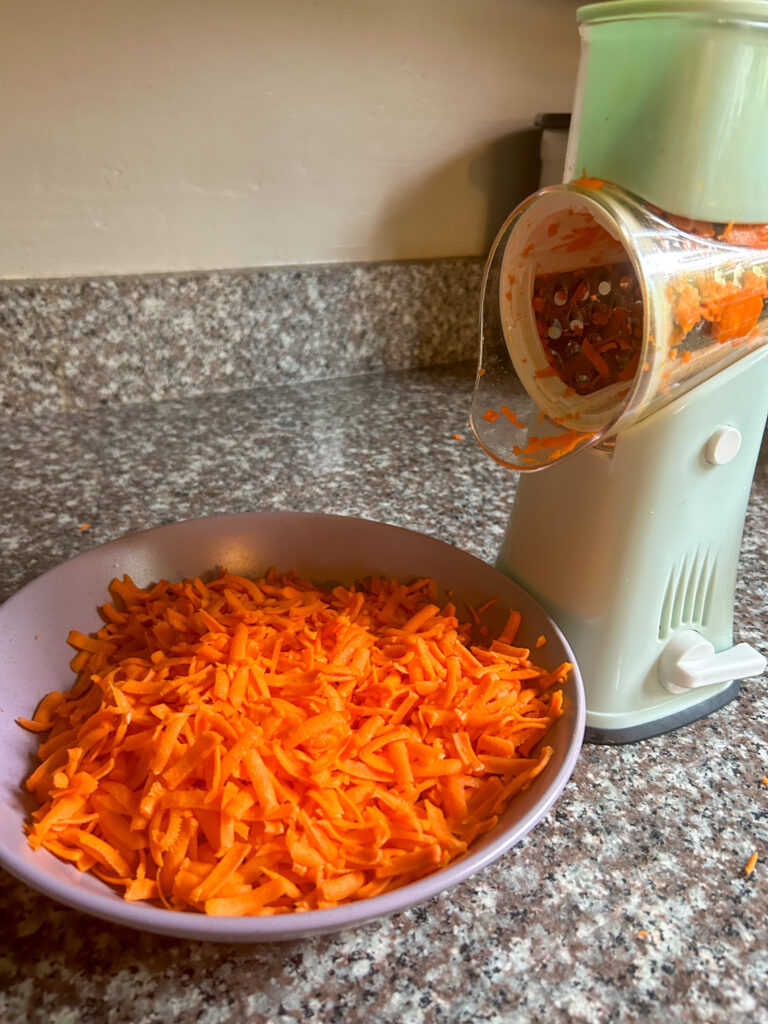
[
  {"x1": 375, "y1": 127, "x2": 542, "y2": 260},
  {"x1": 372, "y1": 126, "x2": 542, "y2": 366},
  {"x1": 470, "y1": 127, "x2": 542, "y2": 252}
]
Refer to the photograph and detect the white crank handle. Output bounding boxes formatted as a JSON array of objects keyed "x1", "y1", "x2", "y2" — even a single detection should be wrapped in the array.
[{"x1": 659, "y1": 630, "x2": 766, "y2": 695}]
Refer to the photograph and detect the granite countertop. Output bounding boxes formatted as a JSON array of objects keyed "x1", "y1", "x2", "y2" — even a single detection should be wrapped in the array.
[{"x1": 1, "y1": 360, "x2": 767, "y2": 1024}]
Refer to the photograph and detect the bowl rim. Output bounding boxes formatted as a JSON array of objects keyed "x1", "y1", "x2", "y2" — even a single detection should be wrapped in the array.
[{"x1": 0, "y1": 511, "x2": 585, "y2": 941}]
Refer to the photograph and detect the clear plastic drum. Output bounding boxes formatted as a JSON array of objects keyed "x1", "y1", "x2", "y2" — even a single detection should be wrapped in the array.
[{"x1": 471, "y1": 180, "x2": 768, "y2": 470}]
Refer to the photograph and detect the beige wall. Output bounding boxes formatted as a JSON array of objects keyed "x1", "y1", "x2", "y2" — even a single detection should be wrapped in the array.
[{"x1": 0, "y1": 0, "x2": 580, "y2": 279}]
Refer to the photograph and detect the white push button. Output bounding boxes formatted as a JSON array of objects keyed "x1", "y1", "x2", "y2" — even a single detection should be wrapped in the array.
[{"x1": 705, "y1": 426, "x2": 742, "y2": 465}]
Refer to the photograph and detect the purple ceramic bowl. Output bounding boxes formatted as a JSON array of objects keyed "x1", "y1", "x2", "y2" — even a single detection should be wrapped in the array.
[{"x1": 0, "y1": 512, "x2": 584, "y2": 942}]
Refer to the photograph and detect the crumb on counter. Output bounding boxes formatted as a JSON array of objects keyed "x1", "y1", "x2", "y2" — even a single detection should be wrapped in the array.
[
  {"x1": 745, "y1": 851, "x2": 759, "y2": 876},
  {"x1": 453, "y1": 433, "x2": 463, "y2": 441},
  {"x1": 78, "y1": 523, "x2": 90, "y2": 532},
  {"x1": 637, "y1": 929, "x2": 649, "y2": 940}
]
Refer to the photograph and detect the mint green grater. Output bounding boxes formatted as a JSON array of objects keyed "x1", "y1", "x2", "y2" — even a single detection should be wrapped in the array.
[{"x1": 471, "y1": 0, "x2": 768, "y2": 742}]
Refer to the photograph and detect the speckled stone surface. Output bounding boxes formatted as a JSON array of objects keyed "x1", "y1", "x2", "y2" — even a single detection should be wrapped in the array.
[
  {"x1": 1, "y1": 362, "x2": 767, "y2": 1024},
  {"x1": 0, "y1": 259, "x2": 482, "y2": 418}
]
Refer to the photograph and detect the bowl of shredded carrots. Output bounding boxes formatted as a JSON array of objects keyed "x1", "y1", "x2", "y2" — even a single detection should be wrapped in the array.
[{"x1": 0, "y1": 512, "x2": 584, "y2": 941}]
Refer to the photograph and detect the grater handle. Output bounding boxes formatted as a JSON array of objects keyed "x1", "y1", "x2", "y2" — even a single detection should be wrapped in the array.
[{"x1": 659, "y1": 630, "x2": 766, "y2": 696}]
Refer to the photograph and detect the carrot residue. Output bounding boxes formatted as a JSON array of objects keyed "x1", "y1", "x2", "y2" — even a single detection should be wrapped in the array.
[
  {"x1": 500, "y1": 406, "x2": 525, "y2": 430},
  {"x1": 18, "y1": 570, "x2": 569, "y2": 916},
  {"x1": 745, "y1": 851, "x2": 759, "y2": 876},
  {"x1": 573, "y1": 174, "x2": 606, "y2": 191},
  {"x1": 513, "y1": 429, "x2": 595, "y2": 462},
  {"x1": 667, "y1": 271, "x2": 767, "y2": 345}
]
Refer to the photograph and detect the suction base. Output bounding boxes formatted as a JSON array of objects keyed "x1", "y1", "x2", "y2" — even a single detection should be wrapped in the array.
[{"x1": 584, "y1": 680, "x2": 741, "y2": 745}]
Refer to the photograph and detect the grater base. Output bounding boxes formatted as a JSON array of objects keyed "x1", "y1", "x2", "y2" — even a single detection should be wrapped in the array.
[{"x1": 584, "y1": 680, "x2": 740, "y2": 745}]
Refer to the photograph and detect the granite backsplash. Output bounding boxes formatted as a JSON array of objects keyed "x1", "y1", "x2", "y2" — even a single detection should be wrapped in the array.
[{"x1": 0, "y1": 257, "x2": 483, "y2": 418}]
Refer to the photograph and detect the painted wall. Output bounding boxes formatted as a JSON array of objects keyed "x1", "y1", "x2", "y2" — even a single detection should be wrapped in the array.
[{"x1": 0, "y1": 0, "x2": 580, "y2": 279}]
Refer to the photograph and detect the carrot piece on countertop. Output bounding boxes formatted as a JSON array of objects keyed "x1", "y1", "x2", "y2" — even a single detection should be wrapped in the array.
[{"x1": 745, "y1": 851, "x2": 759, "y2": 876}]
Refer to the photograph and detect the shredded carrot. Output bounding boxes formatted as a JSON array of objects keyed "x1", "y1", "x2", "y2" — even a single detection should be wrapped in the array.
[
  {"x1": 18, "y1": 570, "x2": 568, "y2": 916},
  {"x1": 78, "y1": 523, "x2": 90, "y2": 532},
  {"x1": 573, "y1": 175, "x2": 606, "y2": 190},
  {"x1": 668, "y1": 270, "x2": 767, "y2": 345},
  {"x1": 500, "y1": 406, "x2": 525, "y2": 429},
  {"x1": 498, "y1": 609, "x2": 522, "y2": 643},
  {"x1": 580, "y1": 338, "x2": 611, "y2": 379},
  {"x1": 513, "y1": 429, "x2": 595, "y2": 463},
  {"x1": 482, "y1": 409, "x2": 500, "y2": 423},
  {"x1": 745, "y1": 851, "x2": 759, "y2": 876}
]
